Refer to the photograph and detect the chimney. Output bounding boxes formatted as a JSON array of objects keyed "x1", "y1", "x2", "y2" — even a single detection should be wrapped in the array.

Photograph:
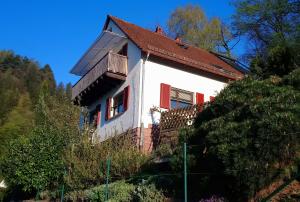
[
  {"x1": 155, "y1": 26, "x2": 164, "y2": 35},
  {"x1": 175, "y1": 36, "x2": 182, "y2": 43}
]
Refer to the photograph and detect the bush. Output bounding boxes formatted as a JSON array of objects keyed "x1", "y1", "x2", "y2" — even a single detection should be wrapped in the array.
[
  {"x1": 64, "y1": 131, "x2": 149, "y2": 190},
  {"x1": 199, "y1": 195, "x2": 226, "y2": 202},
  {"x1": 133, "y1": 183, "x2": 166, "y2": 202},
  {"x1": 86, "y1": 180, "x2": 135, "y2": 202},
  {"x1": 186, "y1": 70, "x2": 300, "y2": 200},
  {"x1": 1, "y1": 124, "x2": 65, "y2": 193},
  {"x1": 65, "y1": 180, "x2": 166, "y2": 202}
]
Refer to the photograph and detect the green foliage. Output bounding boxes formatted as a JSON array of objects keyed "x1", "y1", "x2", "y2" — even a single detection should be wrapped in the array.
[
  {"x1": 283, "y1": 68, "x2": 300, "y2": 90},
  {"x1": 153, "y1": 143, "x2": 174, "y2": 158},
  {"x1": 65, "y1": 132, "x2": 149, "y2": 190},
  {"x1": 41, "y1": 64, "x2": 56, "y2": 96},
  {"x1": 0, "y1": 70, "x2": 21, "y2": 125},
  {"x1": 232, "y1": 0, "x2": 300, "y2": 51},
  {"x1": 0, "y1": 51, "x2": 80, "y2": 198},
  {"x1": 1, "y1": 124, "x2": 65, "y2": 192},
  {"x1": 188, "y1": 70, "x2": 300, "y2": 200},
  {"x1": 65, "y1": 180, "x2": 166, "y2": 202},
  {"x1": 170, "y1": 128, "x2": 196, "y2": 173},
  {"x1": 133, "y1": 183, "x2": 166, "y2": 202},
  {"x1": 168, "y1": 4, "x2": 234, "y2": 55},
  {"x1": 250, "y1": 40, "x2": 299, "y2": 78},
  {"x1": 86, "y1": 180, "x2": 135, "y2": 202},
  {"x1": 232, "y1": 0, "x2": 300, "y2": 77},
  {"x1": 0, "y1": 94, "x2": 34, "y2": 158}
]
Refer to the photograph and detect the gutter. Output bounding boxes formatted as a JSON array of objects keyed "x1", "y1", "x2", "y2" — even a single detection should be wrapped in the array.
[{"x1": 139, "y1": 51, "x2": 150, "y2": 149}]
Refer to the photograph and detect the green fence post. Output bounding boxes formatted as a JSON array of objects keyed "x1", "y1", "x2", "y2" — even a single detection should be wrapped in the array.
[
  {"x1": 105, "y1": 158, "x2": 111, "y2": 202},
  {"x1": 184, "y1": 142, "x2": 187, "y2": 202},
  {"x1": 60, "y1": 169, "x2": 66, "y2": 202},
  {"x1": 35, "y1": 189, "x2": 39, "y2": 201}
]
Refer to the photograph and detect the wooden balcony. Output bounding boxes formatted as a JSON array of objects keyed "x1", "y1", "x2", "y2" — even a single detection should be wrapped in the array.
[{"x1": 72, "y1": 52, "x2": 128, "y2": 105}]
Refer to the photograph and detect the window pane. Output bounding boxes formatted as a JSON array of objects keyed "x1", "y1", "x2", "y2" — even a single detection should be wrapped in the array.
[
  {"x1": 178, "y1": 101, "x2": 192, "y2": 108},
  {"x1": 171, "y1": 100, "x2": 177, "y2": 109},
  {"x1": 171, "y1": 100, "x2": 192, "y2": 109},
  {"x1": 117, "y1": 104, "x2": 124, "y2": 113}
]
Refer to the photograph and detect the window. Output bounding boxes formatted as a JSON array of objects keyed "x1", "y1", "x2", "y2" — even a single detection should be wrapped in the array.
[
  {"x1": 105, "y1": 86, "x2": 130, "y2": 120},
  {"x1": 170, "y1": 87, "x2": 193, "y2": 109},
  {"x1": 112, "y1": 91, "x2": 124, "y2": 117},
  {"x1": 89, "y1": 105, "x2": 101, "y2": 127}
]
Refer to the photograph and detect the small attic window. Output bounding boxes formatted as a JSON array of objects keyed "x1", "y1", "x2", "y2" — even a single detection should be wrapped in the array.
[
  {"x1": 107, "y1": 27, "x2": 112, "y2": 32},
  {"x1": 177, "y1": 43, "x2": 188, "y2": 49}
]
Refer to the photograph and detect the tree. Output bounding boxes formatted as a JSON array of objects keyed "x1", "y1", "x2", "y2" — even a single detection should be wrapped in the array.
[
  {"x1": 0, "y1": 70, "x2": 21, "y2": 124},
  {"x1": 65, "y1": 82, "x2": 72, "y2": 101},
  {"x1": 232, "y1": 0, "x2": 300, "y2": 52},
  {"x1": 1, "y1": 86, "x2": 60, "y2": 193},
  {"x1": 232, "y1": 0, "x2": 300, "y2": 76},
  {"x1": 0, "y1": 51, "x2": 82, "y2": 199},
  {"x1": 0, "y1": 93, "x2": 34, "y2": 159},
  {"x1": 186, "y1": 69, "x2": 300, "y2": 200},
  {"x1": 41, "y1": 64, "x2": 56, "y2": 96},
  {"x1": 250, "y1": 42, "x2": 299, "y2": 78},
  {"x1": 167, "y1": 4, "x2": 237, "y2": 56},
  {"x1": 2, "y1": 124, "x2": 65, "y2": 193}
]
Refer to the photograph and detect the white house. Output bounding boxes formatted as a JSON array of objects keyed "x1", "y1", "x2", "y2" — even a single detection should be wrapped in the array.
[{"x1": 70, "y1": 15, "x2": 245, "y2": 153}]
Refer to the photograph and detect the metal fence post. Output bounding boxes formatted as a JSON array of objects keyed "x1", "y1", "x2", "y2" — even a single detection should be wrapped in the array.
[
  {"x1": 184, "y1": 142, "x2": 187, "y2": 202},
  {"x1": 35, "y1": 189, "x2": 39, "y2": 201},
  {"x1": 60, "y1": 169, "x2": 66, "y2": 202},
  {"x1": 105, "y1": 158, "x2": 111, "y2": 201}
]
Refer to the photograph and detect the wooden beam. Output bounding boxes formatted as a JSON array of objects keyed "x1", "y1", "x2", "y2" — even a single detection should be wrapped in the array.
[{"x1": 105, "y1": 72, "x2": 126, "y2": 81}]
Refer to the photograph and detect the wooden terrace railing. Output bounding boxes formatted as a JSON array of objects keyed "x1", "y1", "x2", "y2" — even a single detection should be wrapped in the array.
[{"x1": 72, "y1": 52, "x2": 128, "y2": 100}]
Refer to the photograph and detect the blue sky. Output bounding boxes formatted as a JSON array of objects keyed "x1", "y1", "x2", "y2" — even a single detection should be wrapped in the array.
[{"x1": 0, "y1": 0, "x2": 246, "y2": 84}]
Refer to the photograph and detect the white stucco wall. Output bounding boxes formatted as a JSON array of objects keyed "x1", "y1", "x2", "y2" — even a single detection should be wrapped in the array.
[
  {"x1": 88, "y1": 20, "x2": 143, "y2": 140},
  {"x1": 86, "y1": 20, "x2": 228, "y2": 140},
  {"x1": 141, "y1": 60, "x2": 227, "y2": 127}
]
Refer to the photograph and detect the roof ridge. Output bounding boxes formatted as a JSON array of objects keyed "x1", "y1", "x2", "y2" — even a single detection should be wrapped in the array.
[
  {"x1": 107, "y1": 15, "x2": 244, "y2": 79},
  {"x1": 109, "y1": 15, "x2": 219, "y2": 56}
]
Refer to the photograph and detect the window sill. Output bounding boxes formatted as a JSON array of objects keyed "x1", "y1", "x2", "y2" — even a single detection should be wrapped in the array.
[{"x1": 107, "y1": 111, "x2": 125, "y2": 121}]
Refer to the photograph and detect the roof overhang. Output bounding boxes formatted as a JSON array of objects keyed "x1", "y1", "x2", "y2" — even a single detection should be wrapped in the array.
[{"x1": 70, "y1": 30, "x2": 127, "y2": 76}]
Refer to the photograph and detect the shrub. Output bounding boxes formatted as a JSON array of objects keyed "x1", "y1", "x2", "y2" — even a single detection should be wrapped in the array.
[
  {"x1": 65, "y1": 180, "x2": 166, "y2": 202},
  {"x1": 87, "y1": 180, "x2": 135, "y2": 202},
  {"x1": 188, "y1": 70, "x2": 300, "y2": 200},
  {"x1": 133, "y1": 183, "x2": 166, "y2": 202},
  {"x1": 1, "y1": 124, "x2": 65, "y2": 193},
  {"x1": 64, "y1": 131, "x2": 149, "y2": 190},
  {"x1": 199, "y1": 195, "x2": 226, "y2": 202}
]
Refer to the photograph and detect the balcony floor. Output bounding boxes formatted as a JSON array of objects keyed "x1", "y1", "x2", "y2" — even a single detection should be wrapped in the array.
[{"x1": 73, "y1": 71, "x2": 126, "y2": 106}]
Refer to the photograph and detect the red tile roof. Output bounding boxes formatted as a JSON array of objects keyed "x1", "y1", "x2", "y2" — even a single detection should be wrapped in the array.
[{"x1": 106, "y1": 15, "x2": 244, "y2": 80}]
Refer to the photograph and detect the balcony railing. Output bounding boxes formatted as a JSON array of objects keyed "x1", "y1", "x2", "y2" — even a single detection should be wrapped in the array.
[{"x1": 72, "y1": 52, "x2": 128, "y2": 100}]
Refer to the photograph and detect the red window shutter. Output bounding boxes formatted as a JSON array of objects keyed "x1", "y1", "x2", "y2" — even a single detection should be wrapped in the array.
[
  {"x1": 97, "y1": 111, "x2": 101, "y2": 125},
  {"x1": 105, "y1": 98, "x2": 111, "y2": 120},
  {"x1": 96, "y1": 104, "x2": 101, "y2": 125},
  {"x1": 196, "y1": 93, "x2": 204, "y2": 105},
  {"x1": 123, "y1": 85, "x2": 130, "y2": 111},
  {"x1": 210, "y1": 96, "x2": 215, "y2": 102},
  {"x1": 160, "y1": 83, "x2": 171, "y2": 109},
  {"x1": 196, "y1": 93, "x2": 204, "y2": 111}
]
